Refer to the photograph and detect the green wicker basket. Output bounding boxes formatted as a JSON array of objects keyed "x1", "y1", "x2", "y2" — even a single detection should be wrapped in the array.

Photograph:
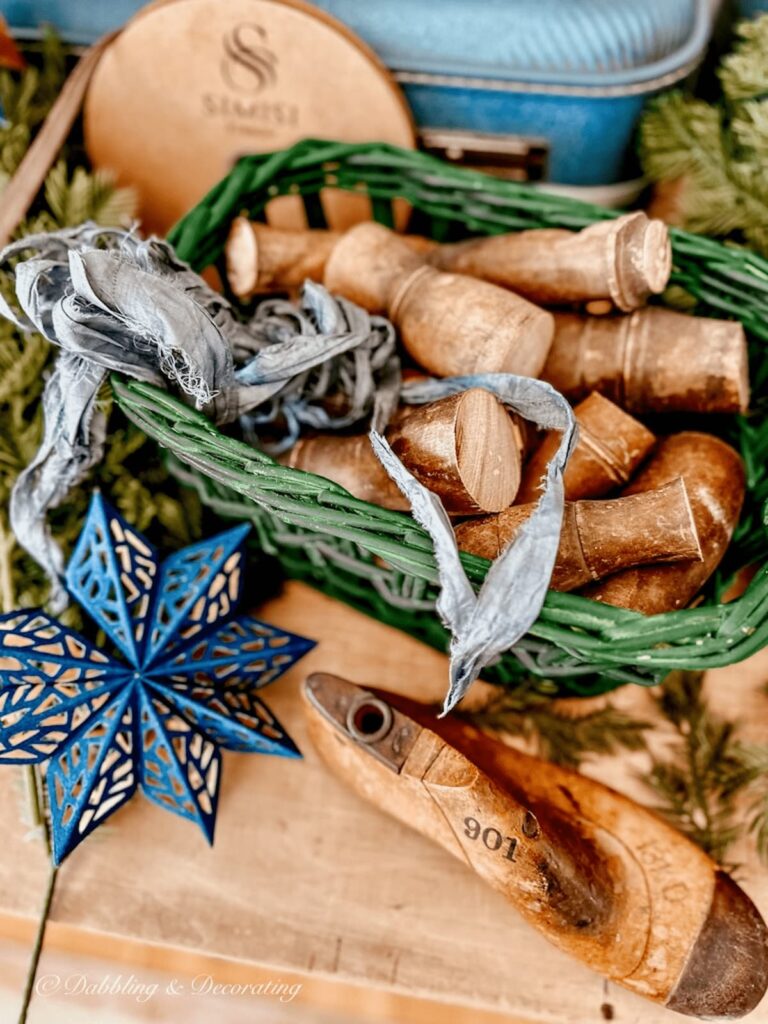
[{"x1": 113, "y1": 139, "x2": 768, "y2": 699}]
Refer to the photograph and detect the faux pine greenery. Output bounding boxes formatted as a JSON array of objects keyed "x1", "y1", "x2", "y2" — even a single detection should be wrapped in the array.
[
  {"x1": 469, "y1": 690, "x2": 651, "y2": 770},
  {"x1": 643, "y1": 672, "x2": 750, "y2": 867},
  {"x1": 640, "y1": 14, "x2": 768, "y2": 256},
  {"x1": 0, "y1": 29, "x2": 63, "y2": 190},
  {"x1": 0, "y1": 33, "x2": 202, "y2": 620}
]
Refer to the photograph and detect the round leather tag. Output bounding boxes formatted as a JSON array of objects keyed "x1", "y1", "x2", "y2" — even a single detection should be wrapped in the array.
[{"x1": 84, "y1": 0, "x2": 415, "y2": 235}]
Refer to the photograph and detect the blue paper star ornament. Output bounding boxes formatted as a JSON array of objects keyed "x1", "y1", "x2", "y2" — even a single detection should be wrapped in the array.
[{"x1": 0, "y1": 494, "x2": 314, "y2": 863}]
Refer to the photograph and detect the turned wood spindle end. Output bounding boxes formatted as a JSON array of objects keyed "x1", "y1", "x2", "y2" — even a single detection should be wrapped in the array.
[
  {"x1": 517, "y1": 392, "x2": 655, "y2": 504},
  {"x1": 226, "y1": 219, "x2": 340, "y2": 298},
  {"x1": 226, "y1": 216, "x2": 260, "y2": 299},
  {"x1": 453, "y1": 390, "x2": 522, "y2": 513},
  {"x1": 543, "y1": 307, "x2": 750, "y2": 415},
  {"x1": 583, "y1": 432, "x2": 745, "y2": 614},
  {"x1": 390, "y1": 389, "x2": 522, "y2": 514},
  {"x1": 611, "y1": 212, "x2": 672, "y2": 311}
]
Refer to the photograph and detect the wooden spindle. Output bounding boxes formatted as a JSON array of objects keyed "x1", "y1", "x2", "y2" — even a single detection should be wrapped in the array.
[
  {"x1": 323, "y1": 222, "x2": 554, "y2": 379},
  {"x1": 455, "y1": 478, "x2": 701, "y2": 589},
  {"x1": 517, "y1": 392, "x2": 655, "y2": 503},
  {"x1": 583, "y1": 432, "x2": 745, "y2": 613}
]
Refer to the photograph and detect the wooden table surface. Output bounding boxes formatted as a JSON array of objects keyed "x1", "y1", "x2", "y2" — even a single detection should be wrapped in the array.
[{"x1": 2, "y1": 581, "x2": 767, "y2": 1024}]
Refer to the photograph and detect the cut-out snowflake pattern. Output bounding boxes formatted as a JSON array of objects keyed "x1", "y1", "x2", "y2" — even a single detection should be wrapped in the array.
[{"x1": 0, "y1": 493, "x2": 313, "y2": 863}]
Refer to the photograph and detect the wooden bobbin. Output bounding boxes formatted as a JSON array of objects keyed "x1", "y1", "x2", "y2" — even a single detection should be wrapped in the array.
[
  {"x1": 542, "y1": 307, "x2": 750, "y2": 415},
  {"x1": 517, "y1": 392, "x2": 655, "y2": 503},
  {"x1": 582, "y1": 432, "x2": 746, "y2": 614},
  {"x1": 225, "y1": 221, "x2": 437, "y2": 298},
  {"x1": 226, "y1": 218, "x2": 341, "y2": 298},
  {"x1": 388, "y1": 389, "x2": 523, "y2": 514},
  {"x1": 323, "y1": 222, "x2": 555, "y2": 378},
  {"x1": 281, "y1": 433, "x2": 408, "y2": 511},
  {"x1": 454, "y1": 478, "x2": 701, "y2": 591},
  {"x1": 429, "y1": 212, "x2": 671, "y2": 311}
]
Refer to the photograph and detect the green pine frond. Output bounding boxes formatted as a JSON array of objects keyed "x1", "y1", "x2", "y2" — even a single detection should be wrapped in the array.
[
  {"x1": 641, "y1": 93, "x2": 768, "y2": 241},
  {"x1": 731, "y1": 98, "x2": 768, "y2": 153},
  {"x1": 0, "y1": 29, "x2": 66, "y2": 187},
  {"x1": 640, "y1": 672, "x2": 765, "y2": 866},
  {"x1": 469, "y1": 691, "x2": 651, "y2": 769},
  {"x1": 0, "y1": 328, "x2": 48, "y2": 406},
  {"x1": 640, "y1": 14, "x2": 768, "y2": 257},
  {"x1": 719, "y1": 15, "x2": 768, "y2": 101},
  {"x1": 0, "y1": 123, "x2": 31, "y2": 179},
  {"x1": 717, "y1": 741, "x2": 768, "y2": 863},
  {"x1": 86, "y1": 170, "x2": 137, "y2": 227},
  {"x1": 44, "y1": 161, "x2": 136, "y2": 229},
  {"x1": 640, "y1": 93, "x2": 723, "y2": 183}
]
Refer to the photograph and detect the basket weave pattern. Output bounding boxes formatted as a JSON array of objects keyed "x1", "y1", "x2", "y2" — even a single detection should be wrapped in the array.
[{"x1": 113, "y1": 140, "x2": 768, "y2": 697}]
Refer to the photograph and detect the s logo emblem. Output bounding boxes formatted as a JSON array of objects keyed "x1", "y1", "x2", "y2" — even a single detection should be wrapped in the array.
[{"x1": 221, "y1": 23, "x2": 277, "y2": 93}]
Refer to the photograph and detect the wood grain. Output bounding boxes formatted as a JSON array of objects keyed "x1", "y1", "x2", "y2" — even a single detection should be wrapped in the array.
[
  {"x1": 542, "y1": 308, "x2": 750, "y2": 415},
  {"x1": 0, "y1": 581, "x2": 765, "y2": 1023},
  {"x1": 455, "y1": 478, "x2": 701, "y2": 589},
  {"x1": 388, "y1": 389, "x2": 523, "y2": 514},
  {"x1": 516, "y1": 392, "x2": 655, "y2": 504},
  {"x1": 428, "y1": 212, "x2": 671, "y2": 311},
  {"x1": 584, "y1": 433, "x2": 745, "y2": 613},
  {"x1": 324, "y1": 222, "x2": 554, "y2": 379}
]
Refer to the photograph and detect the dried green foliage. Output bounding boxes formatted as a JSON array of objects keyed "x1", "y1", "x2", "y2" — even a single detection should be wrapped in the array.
[
  {"x1": 0, "y1": 29, "x2": 65, "y2": 188},
  {"x1": 718, "y1": 736, "x2": 768, "y2": 864},
  {"x1": 43, "y1": 160, "x2": 137, "y2": 232},
  {"x1": 469, "y1": 690, "x2": 651, "y2": 770},
  {"x1": 639, "y1": 15, "x2": 768, "y2": 256},
  {"x1": 635, "y1": 672, "x2": 768, "y2": 868},
  {"x1": 719, "y1": 16, "x2": 768, "y2": 101},
  {"x1": 641, "y1": 672, "x2": 747, "y2": 865}
]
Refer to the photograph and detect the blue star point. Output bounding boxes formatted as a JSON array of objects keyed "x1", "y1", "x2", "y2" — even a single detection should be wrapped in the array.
[{"x1": 0, "y1": 495, "x2": 313, "y2": 864}]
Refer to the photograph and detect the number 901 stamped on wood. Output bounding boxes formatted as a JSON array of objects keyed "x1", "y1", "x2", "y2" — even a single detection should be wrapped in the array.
[
  {"x1": 463, "y1": 816, "x2": 518, "y2": 861},
  {"x1": 462, "y1": 809, "x2": 541, "y2": 863}
]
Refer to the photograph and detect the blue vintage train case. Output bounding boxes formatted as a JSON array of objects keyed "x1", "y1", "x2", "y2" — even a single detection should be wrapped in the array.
[{"x1": 1, "y1": 0, "x2": 712, "y2": 187}]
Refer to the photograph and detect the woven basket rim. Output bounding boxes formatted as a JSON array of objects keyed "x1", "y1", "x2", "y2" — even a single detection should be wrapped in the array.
[{"x1": 114, "y1": 138, "x2": 768, "y2": 681}]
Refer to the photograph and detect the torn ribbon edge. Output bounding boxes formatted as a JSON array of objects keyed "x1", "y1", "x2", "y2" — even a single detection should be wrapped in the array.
[{"x1": 370, "y1": 373, "x2": 577, "y2": 715}]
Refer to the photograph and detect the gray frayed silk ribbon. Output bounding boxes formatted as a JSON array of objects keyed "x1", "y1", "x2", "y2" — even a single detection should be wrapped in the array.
[
  {"x1": 0, "y1": 225, "x2": 241, "y2": 610},
  {"x1": 234, "y1": 289, "x2": 398, "y2": 452},
  {"x1": 371, "y1": 374, "x2": 576, "y2": 714}
]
